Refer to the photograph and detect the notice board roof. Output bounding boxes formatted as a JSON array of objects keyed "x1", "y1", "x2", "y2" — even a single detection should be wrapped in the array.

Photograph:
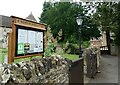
[{"x1": 11, "y1": 16, "x2": 46, "y2": 31}]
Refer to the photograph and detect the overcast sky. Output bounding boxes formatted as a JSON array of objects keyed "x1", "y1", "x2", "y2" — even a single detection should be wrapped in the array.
[
  {"x1": 0, "y1": 0, "x2": 45, "y2": 21},
  {"x1": 0, "y1": 0, "x2": 115, "y2": 22},
  {"x1": 0, "y1": 0, "x2": 81, "y2": 22}
]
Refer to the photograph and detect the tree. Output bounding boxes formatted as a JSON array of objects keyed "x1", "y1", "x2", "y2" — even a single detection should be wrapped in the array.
[
  {"x1": 93, "y1": 2, "x2": 120, "y2": 45},
  {"x1": 114, "y1": 2, "x2": 120, "y2": 45},
  {"x1": 40, "y1": 2, "x2": 101, "y2": 44}
]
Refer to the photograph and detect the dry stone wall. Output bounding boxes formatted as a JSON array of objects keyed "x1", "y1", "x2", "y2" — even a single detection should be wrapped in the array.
[{"x1": 0, "y1": 55, "x2": 69, "y2": 84}]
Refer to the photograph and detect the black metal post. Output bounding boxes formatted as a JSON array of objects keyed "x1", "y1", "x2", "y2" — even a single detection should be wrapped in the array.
[{"x1": 78, "y1": 25, "x2": 82, "y2": 58}]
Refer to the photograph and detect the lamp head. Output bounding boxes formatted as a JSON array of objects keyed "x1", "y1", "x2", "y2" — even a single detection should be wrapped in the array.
[{"x1": 76, "y1": 13, "x2": 83, "y2": 26}]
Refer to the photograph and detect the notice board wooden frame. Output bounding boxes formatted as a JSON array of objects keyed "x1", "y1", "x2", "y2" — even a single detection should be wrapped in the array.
[{"x1": 8, "y1": 16, "x2": 46, "y2": 63}]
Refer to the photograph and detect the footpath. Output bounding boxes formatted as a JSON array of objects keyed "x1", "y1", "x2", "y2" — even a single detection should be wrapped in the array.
[{"x1": 84, "y1": 55, "x2": 118, "y2": 84}]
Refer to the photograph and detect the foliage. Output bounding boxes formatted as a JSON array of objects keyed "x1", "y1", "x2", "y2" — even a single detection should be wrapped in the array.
[
  {"x1": 67, "y1": 44, "x2": 77, "y2": 54},
  {"x1": 92, "y1": 2, "x2": 120, "y2": 45},
  {"x1": 62, "y1": 41, "x2": 79, "y2": 54},
  {"x1": 93, "y1": 2, "x2": 117, "y2": 31},
  {"x1": 114, "y1": 2, "x2": 120, "y2": 45},
  {"x1": 44, "y1": 44, "x2": 54, "y2": 57},
  {"x1": 44, "y1": 26, "x2": 56, "y2": 57},
  {"x1": 44, "y1": 26, "x2": 63, "y2": 57},
  {"x1": 62, "y1": 40, "x2": 90, "y2": 55},
  {"x1": 82, "y1": 41, "x2": 90, "y2": 48},
  {"x1": 40, "y1": 2, "x2": 101, "y2": 43}
]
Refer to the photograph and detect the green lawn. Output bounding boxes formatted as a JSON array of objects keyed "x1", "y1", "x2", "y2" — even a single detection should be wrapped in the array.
[
  {"x1": 62, "y1": 53, "x2": 79, "y2": 60},
  {"x1": 14, "y1": 58, "x2": 31, "y2": 63},
  {"x1": 14, "y1": 56, "x2": 42, "y2": 63},
  {"x1": 14, "y1": 54, "x2": 79, "y2": 63},
  {"x1": 0, "y1": 47, "x2": 79, "y2": 63},
  {"x1": 0, "y1": 48, "x2": 8, "y2": 63},
  {"x1": 0, "y1": 48, "x2": 42, "y2": 63}
]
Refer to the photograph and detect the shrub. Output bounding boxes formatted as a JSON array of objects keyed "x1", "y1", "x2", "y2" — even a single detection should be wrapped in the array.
[
  {"x1": 63, "y1": 42, "x2": 79, "y2": 55},
  {"x1": 82, "y1": 41, "x2": 90, "y2": 48},
  {"x1": 44, "y1": 26, "x2": 63, "y2": 57},
  {"x1": 44, "y1": 44, "x2": 54, "y2": 57}
]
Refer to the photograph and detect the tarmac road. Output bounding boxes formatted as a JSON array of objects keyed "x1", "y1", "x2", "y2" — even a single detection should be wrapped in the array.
[{"x1": 85, "y1": 55, "x2": 118, "y2": 84}]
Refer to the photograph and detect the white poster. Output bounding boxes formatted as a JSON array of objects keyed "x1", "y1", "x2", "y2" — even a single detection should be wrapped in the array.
[
  {"x1": 28, "y1": 30, "x2": 36, "y2": 44},
  {"x1": 18, "y1": 29, "x2": 27, "y2": 43},
  {"x1": 28, "y1": 31, "x2": 36, "y2": 53}
]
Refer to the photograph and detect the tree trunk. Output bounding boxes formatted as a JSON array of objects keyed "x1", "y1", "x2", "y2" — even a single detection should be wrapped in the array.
[{"x1": 106, "y1": 30, "x2": 111, "y2": 55}]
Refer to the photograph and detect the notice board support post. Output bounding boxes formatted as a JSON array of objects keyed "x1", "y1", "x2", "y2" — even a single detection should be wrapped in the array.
[
  {"x1": 44, "y1": 31, "x2": 46, "y2": 48},
  {"x1": 8, "y1": 32, "x2": 14, "y2": 64}
]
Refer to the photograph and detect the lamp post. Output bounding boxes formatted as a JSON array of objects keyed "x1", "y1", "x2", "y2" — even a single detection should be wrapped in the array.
[{"x1": 76, "y1": 13, "x2": 83, "y2": 58}]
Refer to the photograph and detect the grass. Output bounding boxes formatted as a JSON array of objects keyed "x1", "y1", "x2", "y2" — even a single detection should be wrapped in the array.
[
  {"x1": 14, "y1": 56, "x2": 42, "y2": 63},
  {"x1": 0, "y1": 48, "x2": 42, "y2": 63},
  {"x1": 0, "y1": 47, "x2": 79, "y2": 63},
  {"x1": 62, "y1": 53, "x2": 79, "y2": 60},
  {"x1": 14, "y1": 58, "x2": 31, "y2": 63},
  {"x1": 0, "y1": 48, "x2": 8, "y2": 63},
  {"x1": 14, "y1": 54, "x2": 79, "y2": 63}
]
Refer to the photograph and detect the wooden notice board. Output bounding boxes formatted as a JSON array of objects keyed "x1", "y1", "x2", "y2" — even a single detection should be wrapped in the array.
[{"x1": 8, "y1": 16, "x2": 46, "y2": 63}]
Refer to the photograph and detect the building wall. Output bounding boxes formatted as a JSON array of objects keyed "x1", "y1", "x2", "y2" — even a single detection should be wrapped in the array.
[
  {"x1": 0, "y1": 27, "x2": 12, "y2": 48},
  {"x1": 100, "y1": 31, "x2": 107, "y2": 46},
  {"x1": 102, "y1": 31, "x2": 107, "y2": 46},
  {"x1": 90, "y1": 31, "x2": 107, "y2": 48},
  {"x1": 0, "y1": 27, "x2": 4, "y2": 48},
  {"x1": 0, "y1": 16, "x2": 2, "y2": 27},
  {"x1": 90, "y1": 39, "x2": 101, "y2": 48}
]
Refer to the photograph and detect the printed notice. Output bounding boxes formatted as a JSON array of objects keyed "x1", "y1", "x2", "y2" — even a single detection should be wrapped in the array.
[
  {"x1": 17, "y1": 28, "x2": 44, "y2": 55},
  {"x1": 28, "y1": 31, "x2": 36, "y2": 53},
  {"x1": 18, "y1": 29, "x2": 27, "y2": 43}
]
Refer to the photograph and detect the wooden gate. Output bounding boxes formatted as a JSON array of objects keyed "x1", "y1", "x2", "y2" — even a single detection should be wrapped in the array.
[
  {"x1": 100, "y1": 45, "x2": 110, "y2": 55},
  {"x1": 69, "y1": 57, "x2": 83, "y2": 84}
]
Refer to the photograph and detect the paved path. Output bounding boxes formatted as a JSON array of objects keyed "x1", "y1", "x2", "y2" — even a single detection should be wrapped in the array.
[{"x1": 85, "y1": 55, "x2": 118, "y2": 84}]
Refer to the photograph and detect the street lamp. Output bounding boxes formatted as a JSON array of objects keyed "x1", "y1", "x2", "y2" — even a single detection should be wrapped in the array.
[{"x1": 76, "y1": 13, "x2": 83, "y2": 58}]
